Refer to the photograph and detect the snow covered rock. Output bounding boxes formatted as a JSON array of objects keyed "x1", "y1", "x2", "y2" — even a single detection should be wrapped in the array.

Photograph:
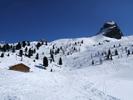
[{"x1": 97, "y1": 21, "x2": 123, "y2": 39}]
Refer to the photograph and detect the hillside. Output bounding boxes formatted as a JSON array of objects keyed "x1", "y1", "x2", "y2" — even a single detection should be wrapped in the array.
[{"x1": 0, "y1": 34, "x2": 133, "y2": 100}]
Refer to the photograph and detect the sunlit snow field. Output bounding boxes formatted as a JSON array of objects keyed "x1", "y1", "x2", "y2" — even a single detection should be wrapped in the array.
[{"x1": 0, "y1": 34, "x2": 133, "y2": 100}]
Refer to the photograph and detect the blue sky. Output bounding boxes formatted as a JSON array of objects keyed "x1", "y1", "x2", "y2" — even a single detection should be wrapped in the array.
[{"x1": 0, "y1": 0, "x2": 133, "y2": 43}]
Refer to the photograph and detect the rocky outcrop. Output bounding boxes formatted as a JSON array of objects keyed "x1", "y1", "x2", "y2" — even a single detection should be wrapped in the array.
[{"x1": 97, "y1": 21, "x2": 123, "y2": 39}]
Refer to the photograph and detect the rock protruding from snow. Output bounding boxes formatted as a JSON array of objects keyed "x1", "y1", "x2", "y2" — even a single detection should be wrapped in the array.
[{"x1": 97, "y1": 21, "x2": 123, "y2": 39}]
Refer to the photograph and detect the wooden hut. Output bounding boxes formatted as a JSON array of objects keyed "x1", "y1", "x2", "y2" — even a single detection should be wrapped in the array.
[{"x1": 9, "y1": 63, "x2": 30, "y2": 72}]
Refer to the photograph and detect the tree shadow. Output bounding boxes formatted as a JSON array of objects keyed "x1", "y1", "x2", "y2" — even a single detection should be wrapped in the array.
[{"x1": 35, "y1": 65, "x2": 44, "y2": 69}]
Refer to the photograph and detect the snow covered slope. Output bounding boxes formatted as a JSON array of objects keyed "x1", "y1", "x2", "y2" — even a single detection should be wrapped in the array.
[{"x1": 0, "y1": 34, "x2": 133, "y2": 100}]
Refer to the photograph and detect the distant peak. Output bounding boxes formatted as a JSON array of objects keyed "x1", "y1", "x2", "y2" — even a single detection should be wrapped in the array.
[{"x1": 96, "y1": 21, "x2": 123, "y2": 39}]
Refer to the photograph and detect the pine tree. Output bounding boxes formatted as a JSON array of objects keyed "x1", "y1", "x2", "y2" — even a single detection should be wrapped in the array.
[
  {"x1": 12, "y1": 47, "x2": 15, "y2": 53},
  {"x1": 101, "y1": 52, "x2": 104, "y2": 56},
  {"x1": 106, "y1": 54, "x2": 110, "y2": 60},
  {"x1": 25, "y1": 47, "x2": 27, "y2": 52},
  {"x1": 27, "y1": 41, "x2": 30, "y2": 46},
  {"x1": 92, "y1": 60, "x2": 94, "y2": 65},
  {"x1": 2, "y1": 45, "x2": 6, "y2": 52},
  {"x1": 115, "y1": 49, "x2": 118, "y2": 55},
  {"x1": 33, "y1": 49, "x2": 36, "y2": 54},
  {"x1": 45, "y1": 41, "x2": 47, "y2": 46},
  {"x1": 16, "y1": 42, "x2": 21, "y2": 50},
  {"x1": 51, "y1": 54, "x2": 54, "y2": 62},
  {"x1": 98, "y1": 51, "x2": 100, "y2": 56},
  {"x1": 127, "y1": 50, "x2": 130, "y2": 56},
  {"x1": 1, "y1": 53, "x2": 4, "y2": 58},
  {"x1": 19, "y1": 50, "x2": 23, "y2": 57},
  {"x1": 110, "y1": 55, "x2": 113, "y2": 60},
  {"x1": 81, "y1": 40, "x2": 83, "y2": 44},
  {"x1": 6, "y1": 44, "x2": 9, "y2": 51},
  {"x1": 7, "y1": 53, "x2": 9, "y2": 57},
  {"x1": 99, "y1": 42, "x2": 101, "y2": 45},
  {"x1": 28, "y1": 48, "x2": 32, "y2": 58},
  {"x1": 50, "y1": 49, "x2": 52, "y2": 54},
  {"x1": 37, "y1": 42, "x2": 41, "y2": 50},
  {"x1": 108, "y1": 49, "x2": 111, "y2": 55},
  {"x1": 99, "y1": 58, "x2": 102, "y2": 64},
  {"x1": 119, "y1": 43, "x2": 121, "y2": 47},
  {"x1": 41, "y1": 41, "x2": 44, "y2": 45},
  {"x1": 59, "y1": 57, "x2": 62, "y2": 65},
  {"x1": 22, "y1": 41, "x2": 26, "y2": 47},
  {"x1": 36, "y1": 53, "x2": 39, "y2": 60},
  {"x1": 43, "y1": 57, "x2": 48, "y2": 67},
  {"x1": 10, "y1": 45, "x2": 12, "y2": 49},
  {"x1": 91, "y1": 54, "x2": 93, "y2": 59},
  {"x1": 0, "y1": 46, "x2": 1, "y2": 51}
]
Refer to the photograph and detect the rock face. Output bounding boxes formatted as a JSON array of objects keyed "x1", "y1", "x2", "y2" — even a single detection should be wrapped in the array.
[{"x1": 97, "y1": 21, "x2": 123, "y2": 39}]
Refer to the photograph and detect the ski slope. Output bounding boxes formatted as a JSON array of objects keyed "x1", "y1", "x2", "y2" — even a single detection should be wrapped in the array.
[{"x1": 0, "y1": 34, "x2": 133, "y2": 100}]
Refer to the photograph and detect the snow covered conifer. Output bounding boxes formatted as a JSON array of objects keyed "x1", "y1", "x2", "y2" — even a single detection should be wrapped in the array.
[
  {"x1": 110, "y1": 55, "x2": 113, "y2": 60},
  {"x1": 25, "y1": 47, "x2": 27, "y2": 52},
  {"x1": 99, "y1": 42, "x2": 101, "y2": 45},
  {"x1": 127, "y1": 50, "x2": 130, "y2": 56},
  {"x1": 59, "y1": 57, "x2": 62, "y2": 66},
  {"x1": 43, "y1": 57, "x2": 48, "y2": 67},
  {"x1": 115, "y1": 49, "x2": 118, "y2": 55},
  {"x1": 12, "y1": 47, "x2": 15, "y2": 53},
  {"x1": 28, "y1": 48, "x2": 32, "y2": 58},
  {"x1": 2, "y1": 45, "x2": 6, "y2": 52},
  {"x1": 106, "y1": 54, "x2": 110, "y2": 60},
  {"x1": 7, "y1": 53, "x2": 9, "y2": 57},
  {"x1": 51, "y1": 54, "x2": 54, "y2": 62},
  {"x1": 10, "y1": 45, "x2": 12, "y2": 49},
  {"x1": 37, "y1": 42, "x2": 41, "y2": 50},
  {"x1": 22, "y1": 41, "x2": 26, "y2": 47},
  {"x1": 45, "y1": 41, "x2": 47, "y2": 46},
  {"x1": 81, "y1": 40, "x2": 83, "y2": 44},
  {"x1": 16, "y1": 42, "x2": 21, "y2": 50},
  {"x1": 91, "y1": 54, "x2": 93, "y2": 59},
  {"x1": 34, "y1": 49, "x2": 36, "y2": 54},
  {"x1": 99, "y1": 58, "x2": 102, "y2": 64},
  {"x1": 27, "y1": 41, "x2": 30, "y2": 46},
  {"x1": 108, "y1": 49, "x2": 111, "y2": 55},
  {"x1": 92, "y1": 60, "x2": 94, "y2": 65},
  {"x1": 119, "y1": 43, "x2": 121, "y2": 47},
  {"x1": 36, "y1": 53, "x2": 39, "y2": 60},
  {"x1": 1, "y1": 53, "x2": 4, "y2": 58},
  {"x1": 19, "y1": 50, "x2": 23, "y2": 57},
  {"x1": 6, "y1": 44, "x2": 9, "y2": 51}
]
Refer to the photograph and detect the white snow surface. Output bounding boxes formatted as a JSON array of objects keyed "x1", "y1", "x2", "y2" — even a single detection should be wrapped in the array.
[
  {"x1": 0, "y1": 34, "x2": 133, "y2": 100},
  {"x1": 106, "y1": 21, "x2": 115, "y2": 25}
]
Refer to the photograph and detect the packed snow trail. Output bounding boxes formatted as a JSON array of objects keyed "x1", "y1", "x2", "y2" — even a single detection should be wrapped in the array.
[{"x1": 0, "y1": 68, "x2": 120, "y2": 100}]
